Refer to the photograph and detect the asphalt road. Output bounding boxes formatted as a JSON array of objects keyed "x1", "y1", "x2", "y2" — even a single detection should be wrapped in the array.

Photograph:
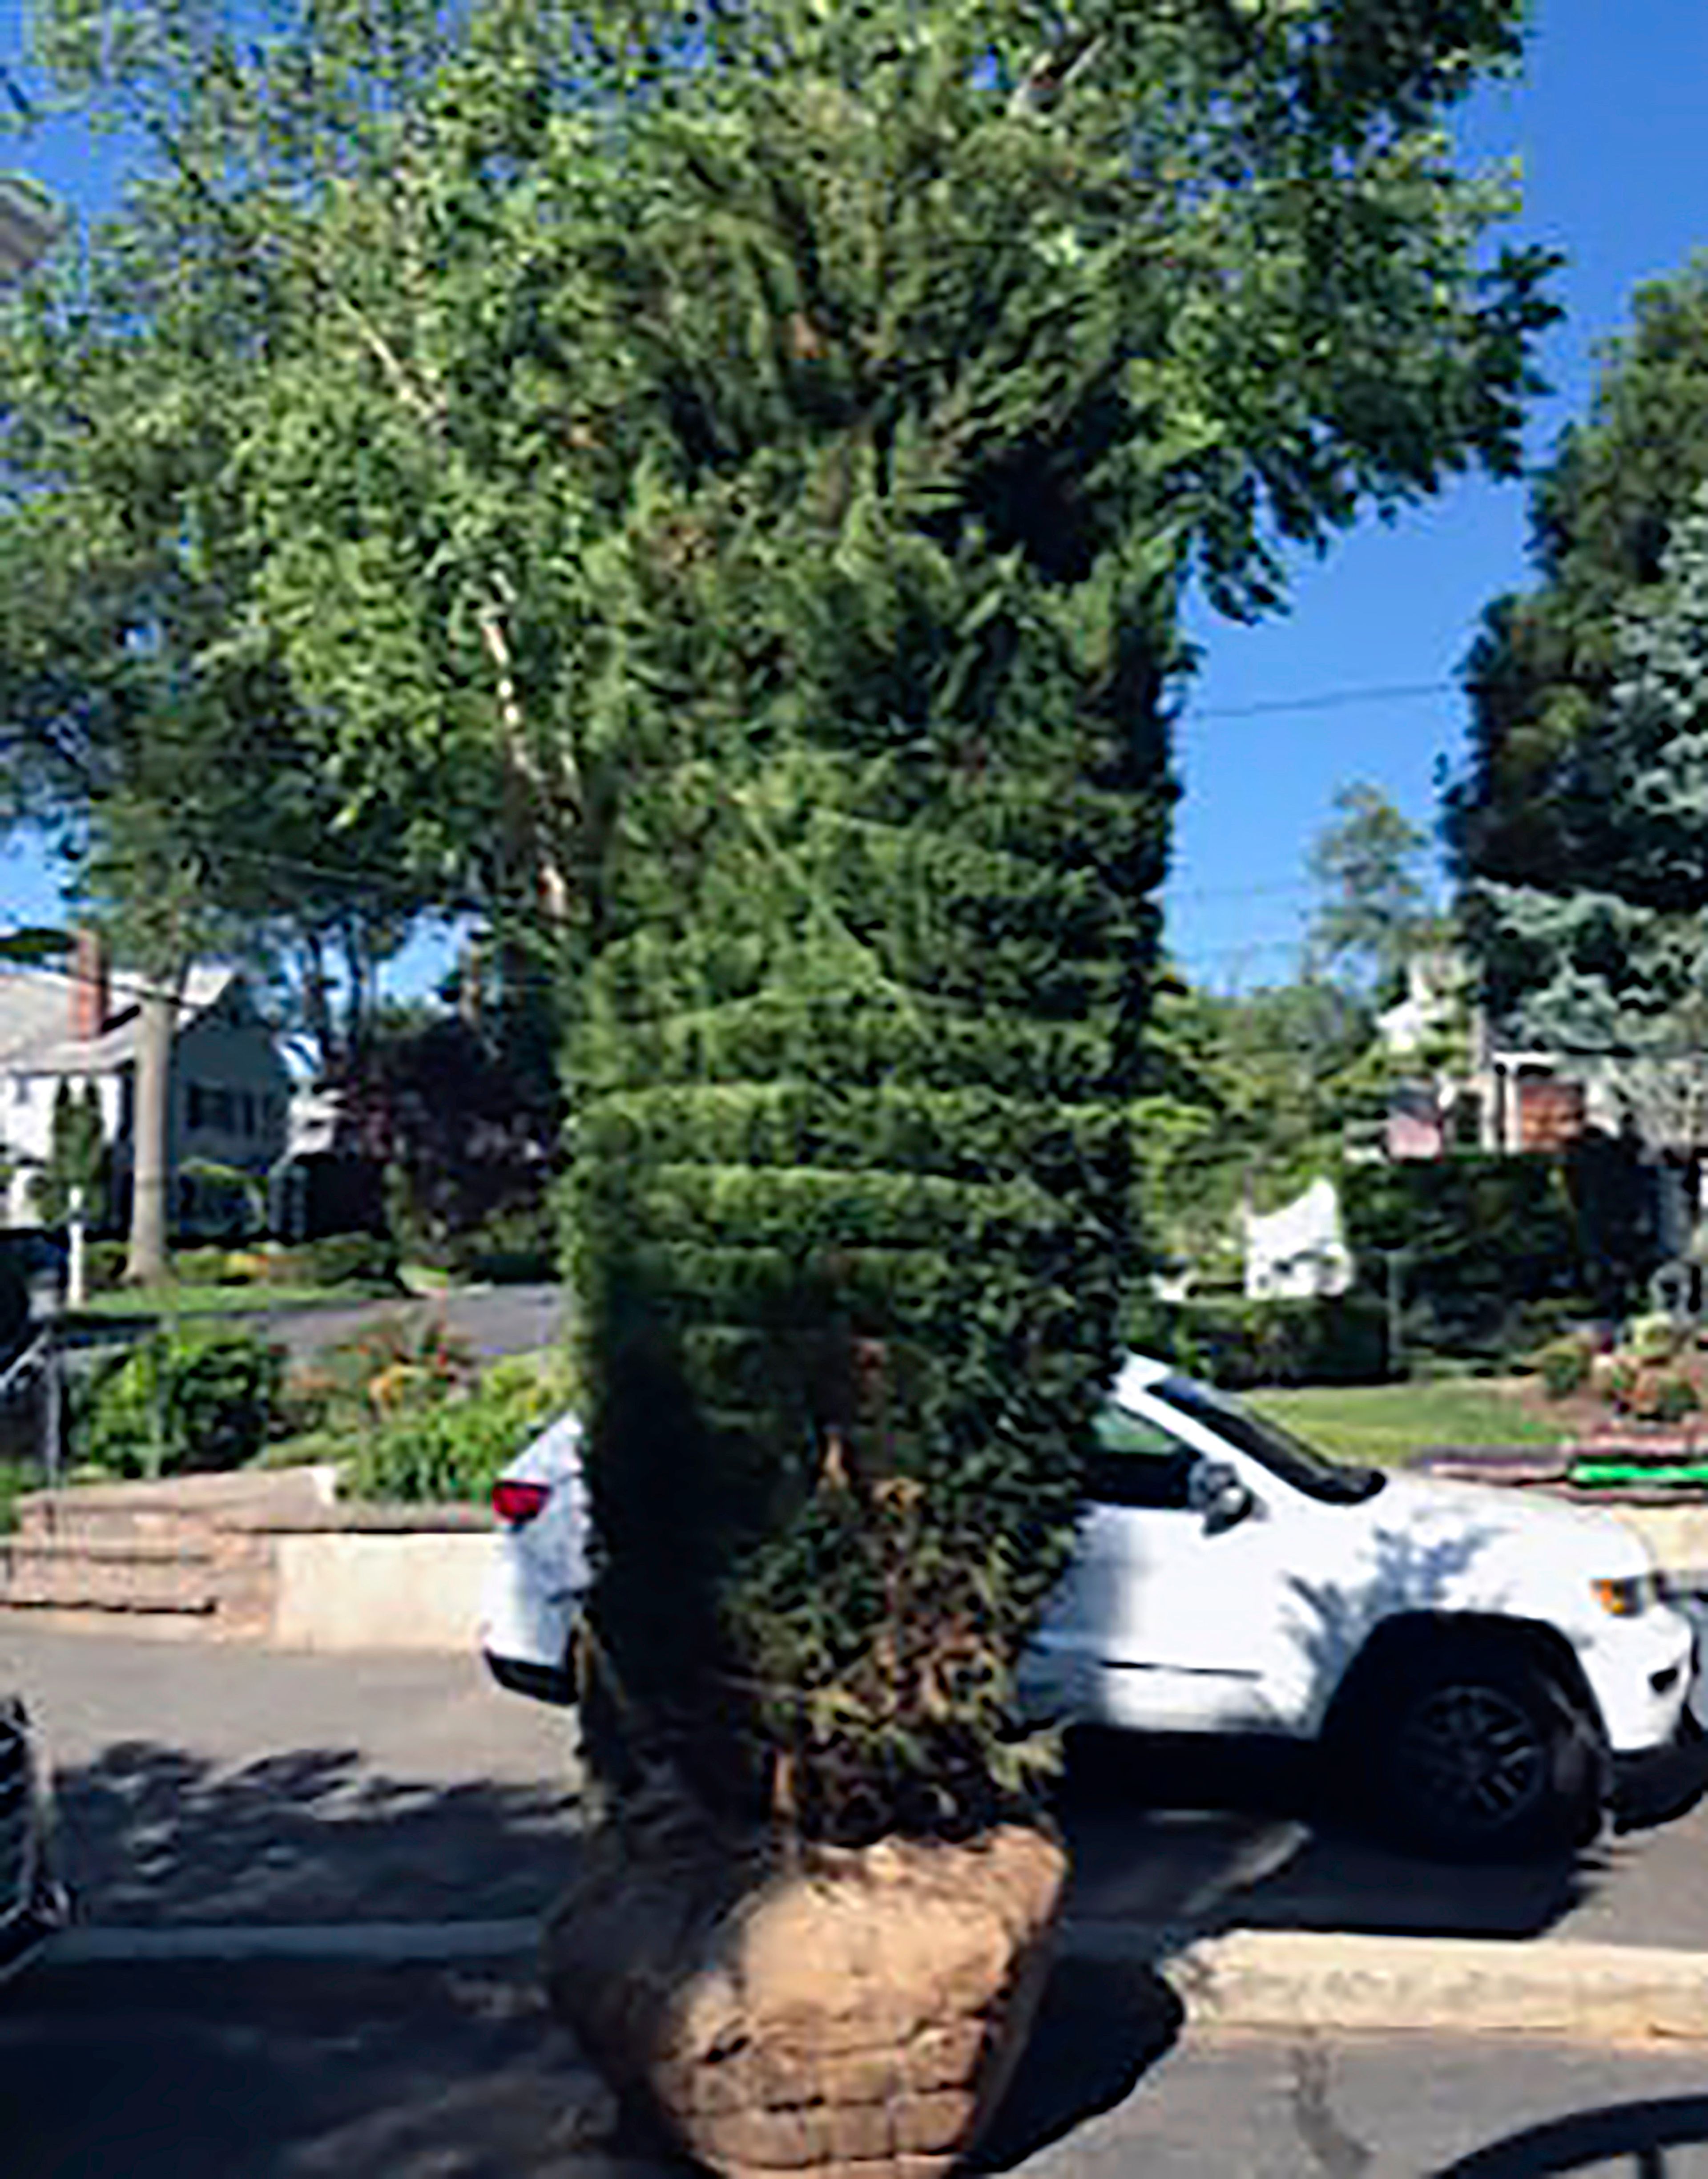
[
  {"x1": 9, "y1": 1626, "x2": 1708, "y2": 1953},
  {"x1": 6, "y1": 1631, "x2": 1708, "y2": 2173},
  {"x1": 249, "y1": 1282, "x2": 572, "y2": 1363},
  {"x1": 7, "y1": 1962, "x2": 1708, "y2": 2179},
  {"x1": 1, "y1": 1627, "x2": 584, "y2": 1927}
]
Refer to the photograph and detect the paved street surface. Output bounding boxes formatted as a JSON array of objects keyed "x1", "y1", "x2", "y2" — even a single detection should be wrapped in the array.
[
  {"x1": 1061, "y1": 1727, "x2": 1708, "y2": 1954},
  {"x1": 1, "y1": 1626, "x2": 583, "y2": 1925},
  {"x1": 996, "y1": 1999, "x2": 1708, "y2": 2177},
  {"x1": 6, "y1": 1960, "x2": 1708, "y2": 2178},
  {"x1": 4, "y1": 1631, "x2": 1708, "y2": 2171},
  {"x1": 9, "y1": 1626, "x2": 1708, "y2": 1948},
  {"x1": 246, "y1": 1282, "x2": 570, "y2": 1363}
]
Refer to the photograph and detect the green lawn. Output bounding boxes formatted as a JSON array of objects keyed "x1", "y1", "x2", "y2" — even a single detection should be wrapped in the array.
[
  {"x1": 1247, "y1": 1379, "x2": 1565, "y2": 1469},
  {"x1": 76, "y1": 1282, "x2": 390, "y2": 1320}
]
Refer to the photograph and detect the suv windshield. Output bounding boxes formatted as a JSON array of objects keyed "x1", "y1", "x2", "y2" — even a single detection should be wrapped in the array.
[{"x1": 1152, "y1": 1374, "x2": 1386, "y2": 1506}]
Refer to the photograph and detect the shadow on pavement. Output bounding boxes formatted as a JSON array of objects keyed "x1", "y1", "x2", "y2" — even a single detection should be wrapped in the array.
[
  {"x1": 1430, "y1": 2094, "x2": 1708, "y2": 2175},
  {"x1": 971, "y1": 1955, "x2": 1183, "y2": 2172},
  {"x1": 52, "y1": 1739, "x2": 583, "y2": 1925},
  {"x1": 1056, "y1": 1726, "x2": 1708, "y2": 1945},
  {"x1": 0, "y1": 1958, "x2": 640, "y2": 2179}
]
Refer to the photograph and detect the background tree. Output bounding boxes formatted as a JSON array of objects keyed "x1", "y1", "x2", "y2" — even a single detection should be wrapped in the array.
[
  {"x1": 30, "y1": 1079, "x2": 106, "y2": 1227},
  {"x1": 1469, "y1": 491, "x2": 1708, "y2": 1126},
  {"x1": 21, "y1": 0, "x2": 1555, "y2": 1842},
  {"x1": 1450, "y1": 257, "x2": 1708, "y2": 901},
  {"x1": 1133, "y1": 970, "x2": 1391, "y2": 1288},
  {"x1": 0, "y1": 96, "x2": 447, "y2": 1275},
  {"x1": 1307, "y1": 781, "x2": 1438, "y2": 1001}
]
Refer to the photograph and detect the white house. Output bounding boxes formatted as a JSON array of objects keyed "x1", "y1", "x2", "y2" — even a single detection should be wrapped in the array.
[
  {"x1": 1241, "y1": 1177, "x2": 1354, "y2": 1300},
  {"x1": 0, "y1": 938, "x2": 292, "y2": 1228}
]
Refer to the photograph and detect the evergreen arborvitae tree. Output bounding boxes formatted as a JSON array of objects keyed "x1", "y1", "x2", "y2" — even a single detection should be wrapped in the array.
[
  {"x1": 32, "y1": 1080, "x2": 106, "y2": 1228},
  {"x1": 573, "y1": 451, "x2": 1169, "y2": 1840},
  {"x1": 553, "y1": 5, "x2": 1553, "y2": 1840}
]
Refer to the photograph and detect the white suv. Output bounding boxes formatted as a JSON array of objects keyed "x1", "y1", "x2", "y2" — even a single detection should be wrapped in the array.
[{"x1": 481, "y1": 1353, "x2": 1697, "y2": 1857}]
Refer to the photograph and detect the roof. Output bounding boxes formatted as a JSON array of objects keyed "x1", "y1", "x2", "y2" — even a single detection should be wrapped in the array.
[{"x1": 0, "y1": 964, "x2": 242, "y2": 1077}]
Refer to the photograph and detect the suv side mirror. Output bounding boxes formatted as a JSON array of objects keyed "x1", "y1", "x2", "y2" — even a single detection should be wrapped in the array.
[{"x1": 1188, "y1": 1458, "x2": 1256, "y2": 1537}]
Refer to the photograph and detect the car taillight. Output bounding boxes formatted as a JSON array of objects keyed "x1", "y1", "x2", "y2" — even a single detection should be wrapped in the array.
[{"x1": 492, "y1": 1479, "x2": 551, "y2": 1526}]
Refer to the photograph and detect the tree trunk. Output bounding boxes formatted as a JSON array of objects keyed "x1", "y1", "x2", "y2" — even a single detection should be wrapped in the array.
[{"x1": 125, "y1": 983, "x2": 175, "y2": 1287}]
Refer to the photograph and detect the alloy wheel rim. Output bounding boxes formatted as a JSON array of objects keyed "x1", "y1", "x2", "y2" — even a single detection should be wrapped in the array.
[{"x1": 1392, "y1": 1682, "x2": 1548, "y2": 1833}]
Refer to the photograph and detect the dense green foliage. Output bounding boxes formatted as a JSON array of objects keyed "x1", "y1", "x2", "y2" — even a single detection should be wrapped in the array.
[
  {"x1": 31, "y1": 1081, "x2": 106, "y2": 1228},
  {"x1": 1449, "y1": 256, "x2": 1708, "y2": 1130},
  {"x1": 1150, "y1": 1293, "x2": 1389, "y2": 1389},
  {"x1": 1343, "y1": 1148, "x2": 1653, "y2": 1358},
  {"x1": 1450, "y1": 259, "x2": 1708, "y2": 912},
  {"x1": 1463, "y1": 496, "x2": 1708, "y2": 1093},
  {"x1": 1133, "y1": 970, "x2": 1394, "y2": 1283},
  {"x1": 347, "y1": 1356, "x2": 562, "y2": 1505},
  {"x1": 81, "y1": 1324, "x2": 285, "y2": 1477},
  {"x1": 7, "y1": 0, "x2": 1553, "y2": 1840}
]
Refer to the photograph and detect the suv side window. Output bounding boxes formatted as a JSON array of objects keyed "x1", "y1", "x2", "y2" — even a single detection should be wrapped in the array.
[{"x1": 1088, "y1": 1404, "x2": 1199, "y2": 1510}]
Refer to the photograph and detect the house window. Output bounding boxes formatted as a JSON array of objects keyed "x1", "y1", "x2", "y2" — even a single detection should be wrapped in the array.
[
  {"x1": 12, "y1": 1076, "x2": 30, "y2": 1107},
  {"x1": 187, "y1": 1084, "x2": 205, "y2": 1129}
]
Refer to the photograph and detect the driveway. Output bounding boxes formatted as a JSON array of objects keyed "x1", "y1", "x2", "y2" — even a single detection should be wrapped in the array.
[
  {"x1": 1061, "y1": 1728, "x2": 1708, "y2": 1954},
  {"x1": 10, "y1": 1625, "x2": 1708, "y2": 1954},
  {"x1": 7, "y1": 1630, "x2": 1708, "y2": 2175},
  {"x1": 4, "y1": 1626, "x2": 581, "y2": 1927}
]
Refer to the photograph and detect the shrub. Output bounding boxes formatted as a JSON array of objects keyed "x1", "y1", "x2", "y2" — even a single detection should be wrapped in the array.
[
  {"x1": 177, "y1": 1158, "x2": 265, "y2": 1242},
  {"x1": 81, "y1": 1325, "x2": 286, "y2": 1477},
  {"x1": 447, "y1": 1200, "x2": 558, "y2": 1285},
  {"x1": 84, "y1": 1241, "x2": 127, "y2": 1295},
  {"x1": 1627, "y1": 1312, "x2": 1682, "y2": 1365},
  {"x1": 348, "y1": 1357, "x2": 562, "y2": 1504},
  {"x1": 298, "y1": 1232, "x2": 402, "y2": 1291},
  {"x1": 572, "y1": 554, "x2": 1156, "y2": 1841},
  {"x1": 1142, "y1": 1294, "x2": 1389, "y2": 1389},
  {"x1": 290, "y1": 1311, "x2": 475, "y2": 1437},
  {"x1": 172, "y1": 1245, "x2": 235, "y2": 1286},
  {"x1": 1620, "y1": 1368, "x2": 1701, "y2": 1425},
  {"x1": 1531, "y1": 1333, "x2": 1595, "y2": 1401}
]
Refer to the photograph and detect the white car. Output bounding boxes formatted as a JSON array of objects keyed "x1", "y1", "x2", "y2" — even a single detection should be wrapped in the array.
[{"x1": 481, "y1": 1353, "x2": 1698, "y2": 1856}]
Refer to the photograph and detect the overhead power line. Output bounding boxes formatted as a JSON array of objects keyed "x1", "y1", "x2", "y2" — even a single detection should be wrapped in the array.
[{"x1": 1187, "y1": 680, "x2": 1458, "y2": 722}]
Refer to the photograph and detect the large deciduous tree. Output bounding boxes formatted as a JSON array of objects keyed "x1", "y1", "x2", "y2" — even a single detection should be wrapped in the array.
[
  {"x1": 1450, "y1": 257, "x2": 1708, "y2": 903},
  {"x1": 1308, "y1": 782, "x2": 1438, "y2": 1001},
  {"x1": 21, "y1": 0, "x2": 1552, "y2": 1836}
]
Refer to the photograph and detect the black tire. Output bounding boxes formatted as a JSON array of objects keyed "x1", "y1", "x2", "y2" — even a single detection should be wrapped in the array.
[{"x1": 1366, "y1": 1640, "x2": 1603, "y2": 1862}]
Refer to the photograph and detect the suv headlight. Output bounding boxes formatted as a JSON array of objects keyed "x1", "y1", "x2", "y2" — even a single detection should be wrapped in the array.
[{"x1": 1592, "y1": 1574, "x2": 1657, "y2": 1618}]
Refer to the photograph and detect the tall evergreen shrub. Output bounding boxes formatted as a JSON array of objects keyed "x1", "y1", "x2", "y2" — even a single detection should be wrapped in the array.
[{"x1": 536, "y1": 1, "x2": 1552, "y2": 1843}]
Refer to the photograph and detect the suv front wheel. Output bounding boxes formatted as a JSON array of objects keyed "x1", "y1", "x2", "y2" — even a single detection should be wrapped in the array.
[{"x1": 1368, "y1": 1640, "x2": 1603, "y2": 1861}]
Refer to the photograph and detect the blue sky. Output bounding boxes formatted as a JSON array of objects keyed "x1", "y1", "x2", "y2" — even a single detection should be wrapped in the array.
[
  {"x1": 3, "y1": 0, "x2": 1708, "y2": 1000},
  {"x1": 1174, "y1": 0, "x2": 1708, "y2": 989}
]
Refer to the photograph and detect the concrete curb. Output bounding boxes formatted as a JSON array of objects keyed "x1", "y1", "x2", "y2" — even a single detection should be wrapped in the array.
[
  {"x1": 39, "y1": 1913, "x2": 1708, "y2": 2044},
  {"x1": 1061, "y1": 1919, "x2": 1708, "y2": 2043}
]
